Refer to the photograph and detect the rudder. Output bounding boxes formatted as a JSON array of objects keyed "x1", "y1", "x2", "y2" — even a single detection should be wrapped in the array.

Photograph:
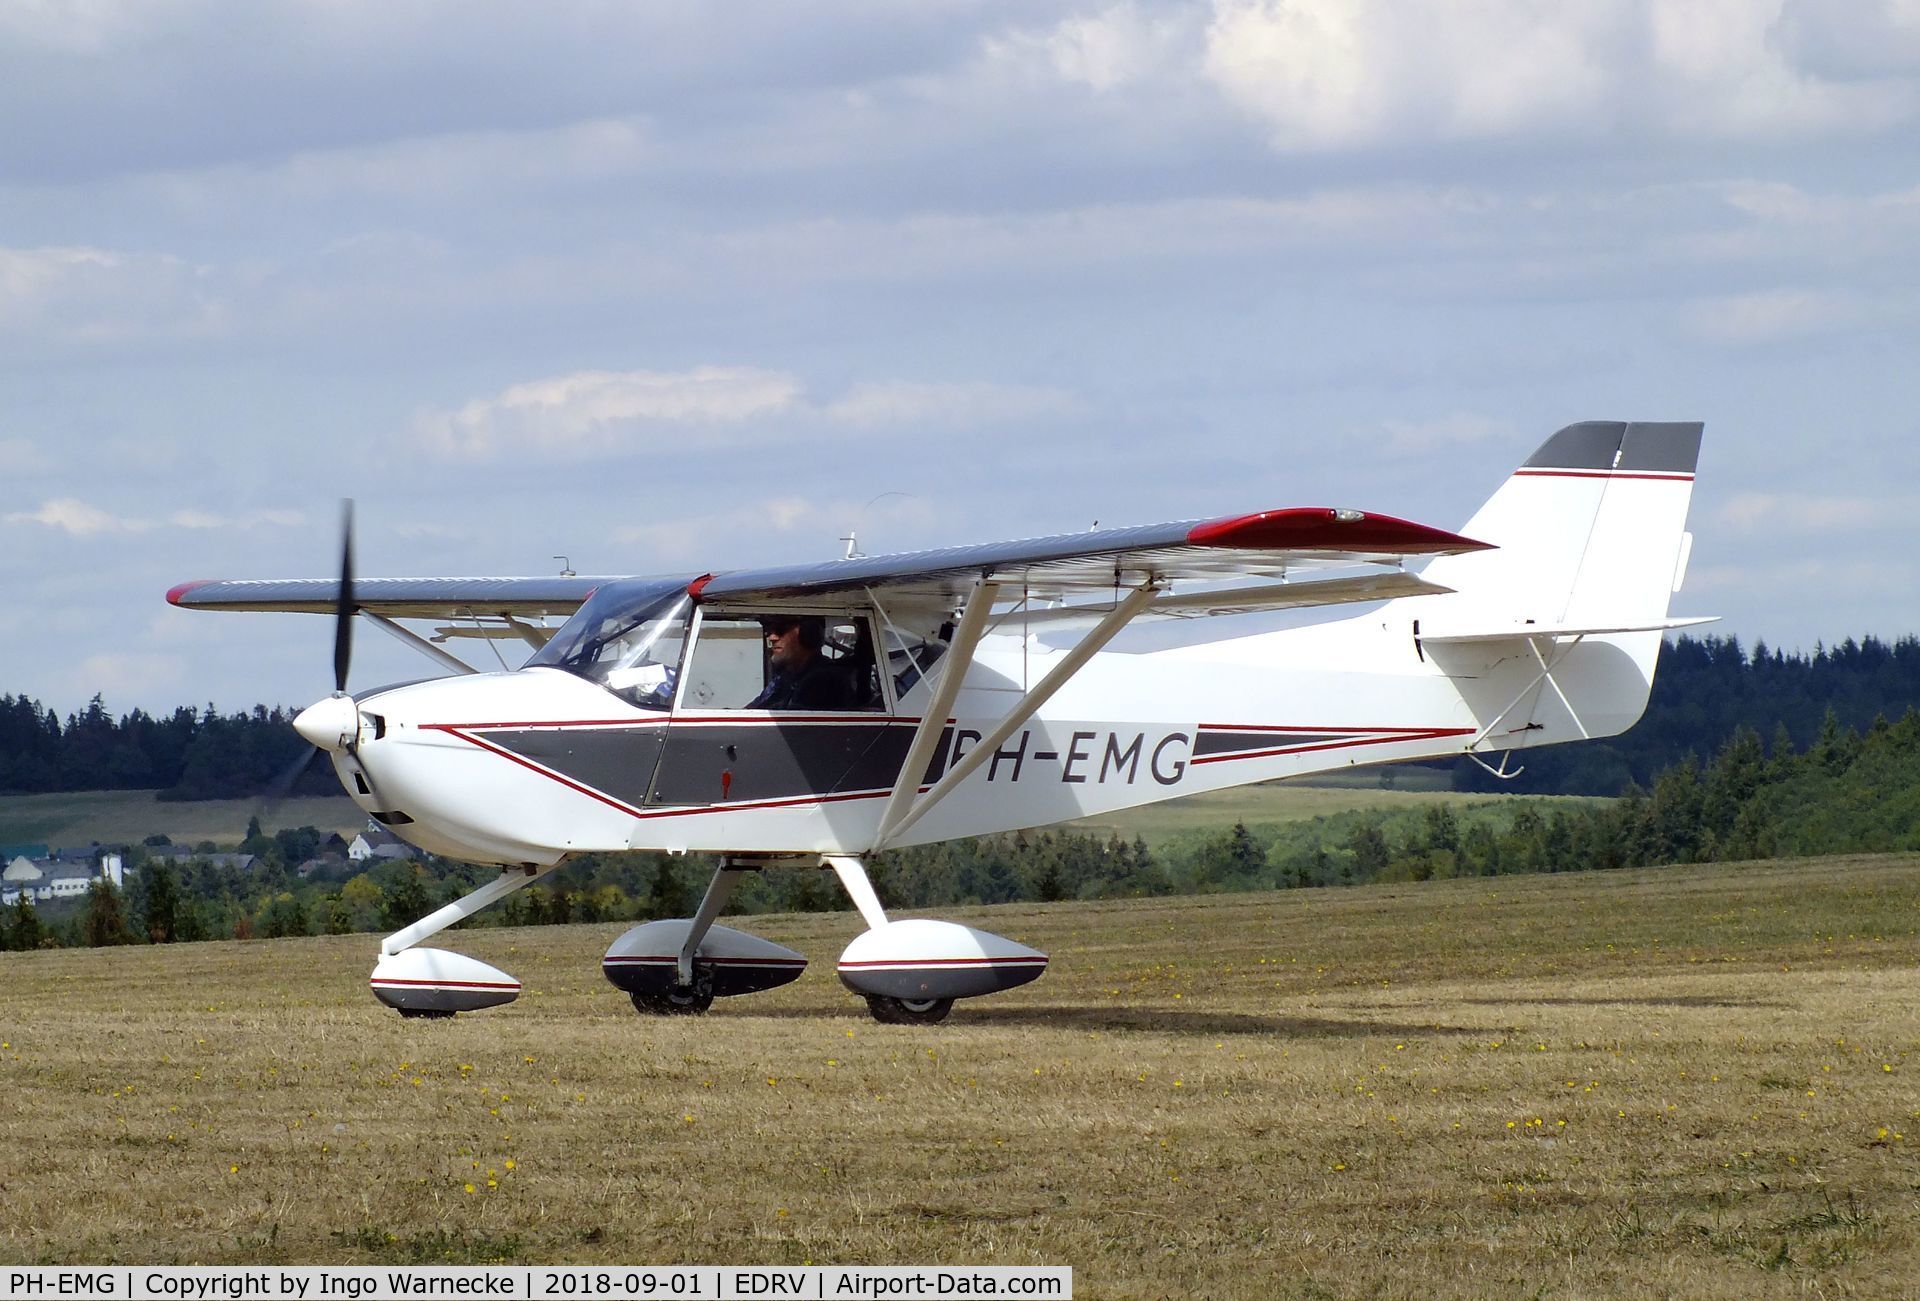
[{"x1": 1416, "y1": 420, "x2": 1703, "y2": 628}]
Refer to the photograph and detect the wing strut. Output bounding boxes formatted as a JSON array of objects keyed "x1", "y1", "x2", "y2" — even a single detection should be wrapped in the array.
[
  {"x1": 870, "y1": 579, "x2": 1002, "y2": 850},
  {"x1": 872, "y1": 578, "x2": 1162, "y2": 851},
  {"x1": 362, "y1": 611, "x2": 479, "y2": 676}
]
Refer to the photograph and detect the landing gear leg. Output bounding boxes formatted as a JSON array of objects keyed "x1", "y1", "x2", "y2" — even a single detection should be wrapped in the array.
[
  {"x1": 824, "y1": 856, "x2": 945, "y2": 1026},
  {"x1": 627, "y1": 859, "x2": 744, "y2": 1017}
]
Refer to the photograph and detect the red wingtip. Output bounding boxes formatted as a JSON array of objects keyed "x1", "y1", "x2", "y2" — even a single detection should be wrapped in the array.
[
  {"x1": 1187, "y1": 509, "x2": 1491, "y2": 555},
  {"x1": 166, "y1": 580, "x2": 211, "y2": 607}
]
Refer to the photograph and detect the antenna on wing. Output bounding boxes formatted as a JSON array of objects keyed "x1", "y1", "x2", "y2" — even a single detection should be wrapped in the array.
[{"x1": 840, "y1": 491, "x2": 920, "y2": 560}]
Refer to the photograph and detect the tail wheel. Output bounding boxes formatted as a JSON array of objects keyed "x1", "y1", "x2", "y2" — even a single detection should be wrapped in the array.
[
  {"x1": 630, "y1": 983, "x2": 714, "y2": 1016},
  {"x1": 865, "y1": 994, "x2": 954, "y2": 1025}
]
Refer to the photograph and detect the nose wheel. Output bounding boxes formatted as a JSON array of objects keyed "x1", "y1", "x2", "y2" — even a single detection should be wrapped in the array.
[{"x1": 865, "y1": 995, "x2": 954, "y2": 1025}]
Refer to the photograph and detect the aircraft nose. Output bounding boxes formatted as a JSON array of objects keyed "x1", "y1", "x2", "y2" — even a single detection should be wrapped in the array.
[{"x1": 294, "y1": 693, "x2": 361, "y2": 752}]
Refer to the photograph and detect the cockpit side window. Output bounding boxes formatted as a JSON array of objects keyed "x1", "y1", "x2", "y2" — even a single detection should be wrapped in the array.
[{"x1": 679, "y1": 610, "x2": 884, "y2": 712}]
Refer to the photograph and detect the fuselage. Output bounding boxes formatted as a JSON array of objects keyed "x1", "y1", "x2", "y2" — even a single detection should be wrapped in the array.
[{"x1": 331, "y1": 607, "x2": 1660, "y2": 866}]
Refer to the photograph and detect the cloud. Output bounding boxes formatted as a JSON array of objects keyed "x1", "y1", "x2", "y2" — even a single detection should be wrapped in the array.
[
  {"x1": 1715, "y1": 491, "x2": 1902, "y2": 534},
  {"x1": 1681, "y1": 288, "x2": 1871, "y2": 344},
  {"x1": 0, "y1": 243, "x2": 225, "y2": 345},
  {"x1": 418, "y1": 367, "x2": 1089, "y2": 461},
  {"x1": 612, "y1": 491, "x2": 942, "y2": 566},
  {"x1": 984, "y1": 4, "x2": 1201, "y2": 93},
  {"x1": 822, "y1": 380, "x2": 1083, "y2": 428},
  {"x1": 4, "y1": 498, "x2": 305, "y2": 536},
  {"x1": 1379, "y1": 414, "x2": 1515, "y2": 455},
  {"x1": 1201, "y1": 0, "x2": 1920, "y2": 151},
  {"x1": 61, "y1": 651, "x2": 186, "y2": 703},
  {"x1": 1774, "y1": 0, "x2": 1920, "y2": 78},
  {"x1": 415, "y1": 366, "x2": 805, "y2": 461}
]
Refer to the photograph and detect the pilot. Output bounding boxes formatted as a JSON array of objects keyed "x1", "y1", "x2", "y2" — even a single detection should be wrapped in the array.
[{"x1": 748, "y1": 616, "x2": 857, "y2": 710}]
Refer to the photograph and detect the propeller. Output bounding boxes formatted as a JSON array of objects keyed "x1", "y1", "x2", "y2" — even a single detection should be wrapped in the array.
[
  {"x1": 272, "y1": 501, "x2": 387, "y2": 823},
  {"x1": 292, "y1": 501, "x2": 363, "y2": 752},
  {"x1": 334, "y1": 499, "x2": 354, "y2": 693}
]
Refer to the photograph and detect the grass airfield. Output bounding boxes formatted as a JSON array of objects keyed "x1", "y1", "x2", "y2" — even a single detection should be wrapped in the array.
[{"x1": 3, "y1": 856, "x2": 1918, "y2": 1297}]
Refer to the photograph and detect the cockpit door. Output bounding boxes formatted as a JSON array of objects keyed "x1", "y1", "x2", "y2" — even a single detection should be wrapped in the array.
[{"x1": 645, "y1": 607, "x2": 904, "y2": 808}]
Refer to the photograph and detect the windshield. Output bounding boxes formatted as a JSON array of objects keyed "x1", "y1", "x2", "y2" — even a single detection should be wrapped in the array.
[{"x1": 525, "y1": 578, "x2": 694, "y2": 708}]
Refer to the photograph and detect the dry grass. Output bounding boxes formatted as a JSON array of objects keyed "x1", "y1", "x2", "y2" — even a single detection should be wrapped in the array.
[{"x1": 3, "y1": 854, "x2": 1918, "y2": 1298}]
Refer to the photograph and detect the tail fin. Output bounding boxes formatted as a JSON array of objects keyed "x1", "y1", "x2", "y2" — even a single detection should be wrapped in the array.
[{"x1": 1415, "y1": 420, "x2": 1703, "y2": 631}]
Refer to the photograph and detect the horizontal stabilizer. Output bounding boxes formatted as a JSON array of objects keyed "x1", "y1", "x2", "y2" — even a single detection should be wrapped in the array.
[{"x1": 1420, "y1": 615, "x2": 1718, "y2": 645}]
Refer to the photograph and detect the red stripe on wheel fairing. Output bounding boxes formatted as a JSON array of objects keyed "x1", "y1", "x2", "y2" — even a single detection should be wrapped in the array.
[
  {"x1": 839, "y1": 956, "x2": 1048, "y2": 970},
  {"x1": 369, "y1": 977, "x2": 521, "y2": 991},
  {"x1": 602, "y1": 956, "x2": 807, "y2": 967}
]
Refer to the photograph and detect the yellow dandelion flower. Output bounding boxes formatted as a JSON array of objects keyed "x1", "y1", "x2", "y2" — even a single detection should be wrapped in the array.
[{"x1": 464, "y1": 1183, "x2": 476, "y2": 1194}]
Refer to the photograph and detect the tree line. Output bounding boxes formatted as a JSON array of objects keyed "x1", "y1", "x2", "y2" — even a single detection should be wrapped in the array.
[
  {"x1": 7, "y1": 634, "x2": 1920, "y2": 800},
  {"x1": 0, "y1": 696, "x2": 332, "y2": 800}
]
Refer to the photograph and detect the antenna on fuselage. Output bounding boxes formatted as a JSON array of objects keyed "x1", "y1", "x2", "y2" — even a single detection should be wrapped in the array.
[{"x1": 554, "y1": 556, "x2": 575, "y2": 577}]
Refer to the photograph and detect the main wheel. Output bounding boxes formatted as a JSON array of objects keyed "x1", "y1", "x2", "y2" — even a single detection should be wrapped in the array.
[
  {"x1": 630, "y1": 984, "x2": 714, "y2": 1016},
  {"x1": 865, "y1": 994, "x2": 954, "y2": 1025},
  {"x1": 396, "y1": 1007, "x2": 456, "y2": 1020}
]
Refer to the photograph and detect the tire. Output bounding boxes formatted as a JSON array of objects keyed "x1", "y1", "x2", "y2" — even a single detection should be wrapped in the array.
[
  {"x1": 630, "y1": 984, "x2": 715, "y2": 1016},
  {"x1": 396, "y1": 1007, "x2": 456, "y2": 1020},
  {"x1": 865, "y1": 994, "x2": 954, "y2": 1025}
]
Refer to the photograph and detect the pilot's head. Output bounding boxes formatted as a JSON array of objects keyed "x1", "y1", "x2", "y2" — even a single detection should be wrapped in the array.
[{"x1": 761, "y1": 615, "x2": 824, "y2": 672}]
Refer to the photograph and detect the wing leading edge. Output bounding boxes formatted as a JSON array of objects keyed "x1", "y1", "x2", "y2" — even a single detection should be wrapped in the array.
[
  {"x1": 167, "y1": 508, "x2": 1485, "y2": 621},
  {"x1": 166, "y1": 575, "x2": 634, "y2": 619}
]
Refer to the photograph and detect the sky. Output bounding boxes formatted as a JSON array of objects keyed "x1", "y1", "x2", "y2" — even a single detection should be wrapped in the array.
[{"x1": 4, "y1": 0, "x2": 1919, "y2": 717}]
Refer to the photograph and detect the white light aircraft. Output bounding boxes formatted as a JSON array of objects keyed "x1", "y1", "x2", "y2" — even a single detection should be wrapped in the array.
[{"x1": 170, "y1": 420, "x2": 1708, "y2": 1023}]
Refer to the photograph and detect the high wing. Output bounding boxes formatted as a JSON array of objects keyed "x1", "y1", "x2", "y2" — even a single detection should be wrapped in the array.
[
  {"x1": 169, "y1": 507, "x2": 1483, "y2": 622},
  {"x1": 166, "y1": 507, "x2": 1485, "y2": 658},
  {"x1": 700, "y1": 507, "x2": 1486, "y2": 608}
]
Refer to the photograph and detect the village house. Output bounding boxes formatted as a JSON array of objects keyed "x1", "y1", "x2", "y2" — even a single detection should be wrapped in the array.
[
  {"x1": 348, "y1": 826, "x2": 418, "y2": 864},
  {"x1": 0, "y1": 850, "x2": 124, "y2": 905}
]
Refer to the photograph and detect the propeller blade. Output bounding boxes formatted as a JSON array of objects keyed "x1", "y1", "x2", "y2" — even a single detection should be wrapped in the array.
[
  {"x1": 256, "y1": 744, "x2": 326, "y2": 821},
  {"x1": 333, "y1": 499, "x2": 356, "y2": 693}
]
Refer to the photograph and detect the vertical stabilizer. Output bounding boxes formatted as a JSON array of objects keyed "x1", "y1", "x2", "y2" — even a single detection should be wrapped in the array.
[{"x1": 1415, "y1": 420, "x2": 1702, "y2": 629}]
